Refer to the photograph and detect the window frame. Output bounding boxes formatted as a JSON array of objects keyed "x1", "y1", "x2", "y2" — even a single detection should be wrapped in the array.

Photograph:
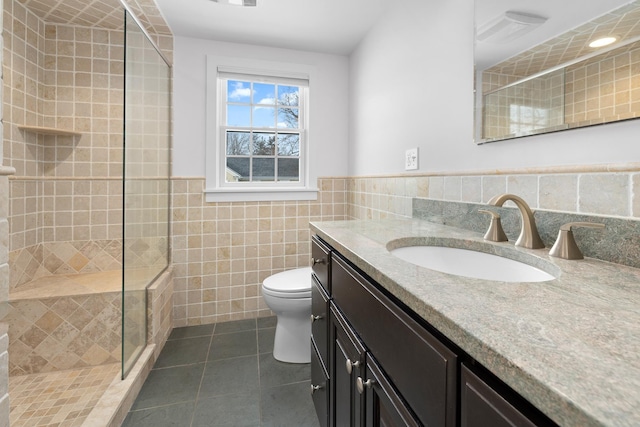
[{"x1": 205, "y1": 56, "x2": 318, "y2": 202}]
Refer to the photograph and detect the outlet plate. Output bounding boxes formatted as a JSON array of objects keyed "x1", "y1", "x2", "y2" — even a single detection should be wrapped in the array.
[{"x1": 405, "y1": 148, "x2": 418, "y2": 170}]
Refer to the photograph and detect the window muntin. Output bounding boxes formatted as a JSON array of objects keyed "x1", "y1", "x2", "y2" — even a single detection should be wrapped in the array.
[{"x1": 222, "y1": 78, "x2": 304, "y2": 184}]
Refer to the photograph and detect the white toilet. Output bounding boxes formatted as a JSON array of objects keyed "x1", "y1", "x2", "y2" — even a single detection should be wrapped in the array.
[{"x1": 262, "y1": 267, "x2": 313, "y2": 363}]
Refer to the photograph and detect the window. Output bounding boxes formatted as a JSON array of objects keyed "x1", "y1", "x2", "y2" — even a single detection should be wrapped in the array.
[
  {"x1": 222, "y1": 77, "x2": 303, "y2": 184},
  {"x1": 205, "y1": 57, "x2": 317, "y2": 202}
]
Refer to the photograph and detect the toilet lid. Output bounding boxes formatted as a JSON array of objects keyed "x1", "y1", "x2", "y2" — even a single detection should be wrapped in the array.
[{"x1": 263, "y1": 267, "x2": 313, "y2": 294}]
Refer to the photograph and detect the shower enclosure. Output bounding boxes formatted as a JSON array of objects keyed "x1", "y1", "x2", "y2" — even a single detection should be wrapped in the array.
[{"x1": 122, "y1": 9, "x2": 171, "y2": 377}]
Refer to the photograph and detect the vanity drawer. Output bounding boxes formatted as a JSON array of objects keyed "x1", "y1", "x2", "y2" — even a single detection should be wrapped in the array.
[
  {"x1": 311, "y1": 236, "x2": 331, "y2": 294},
  {"x1": 311, "y1": 274, "x2": 329, "y2": 367},
  {"x1": 332, "y1": 254, "x2": 458, "y2": 427}
]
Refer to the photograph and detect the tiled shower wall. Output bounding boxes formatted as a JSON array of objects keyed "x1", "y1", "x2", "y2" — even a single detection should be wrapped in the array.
[
  {"x1": 4, "y1": 0, "x2": 125, "y2": 289},
  {"x1": 170, "y1": 177, "x2": 347, "y2": 327}
]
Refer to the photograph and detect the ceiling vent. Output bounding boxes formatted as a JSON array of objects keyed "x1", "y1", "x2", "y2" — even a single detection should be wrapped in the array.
[
  {"x1": 211, "y1": 0, "x2": 257, "y2": 6},
  {"x1": 477, "y1": 11, "x2": 547, "y2": 44}
]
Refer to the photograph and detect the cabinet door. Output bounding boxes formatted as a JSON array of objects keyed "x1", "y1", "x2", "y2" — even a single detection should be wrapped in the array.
[
  {"x1": 311, "y1": 342, "x2": 330, "y2": 427},
  {"x1": 331, "y1": 305, "x2": 365, "y2": 427},
  {"x1": 461, "y1": 365, "x2": 540, "y2": 427},
  {"x1": 361, "y1": 356, "x2": 421, "y2": 427},
  {"x1": 333, "y1": 255, "x2": 457, "y2": 427}
]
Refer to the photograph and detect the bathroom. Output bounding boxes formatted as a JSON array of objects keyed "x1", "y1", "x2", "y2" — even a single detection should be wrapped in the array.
[{"x1": 0, "y1": 0, "x2": 639, "y2": 426}]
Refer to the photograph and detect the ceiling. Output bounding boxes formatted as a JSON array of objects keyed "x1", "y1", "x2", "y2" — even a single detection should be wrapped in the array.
[{"x1": 154, "y1": 0, "x2": 390, "y2": 55}]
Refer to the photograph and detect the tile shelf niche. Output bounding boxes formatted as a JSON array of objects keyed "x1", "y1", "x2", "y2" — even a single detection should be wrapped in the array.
[{"x1": 17, "y1": 125, "x2": 82, "y2": 137}]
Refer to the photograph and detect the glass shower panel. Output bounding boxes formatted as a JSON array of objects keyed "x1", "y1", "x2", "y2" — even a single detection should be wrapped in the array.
[{"x1": 122, "y1": 10, "x2": 171, "y2": 377}]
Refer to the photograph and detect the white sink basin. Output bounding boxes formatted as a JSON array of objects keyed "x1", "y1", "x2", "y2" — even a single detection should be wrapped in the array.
[{"x1": 390, "y1": 246, "x2": 555, "y2": 282}]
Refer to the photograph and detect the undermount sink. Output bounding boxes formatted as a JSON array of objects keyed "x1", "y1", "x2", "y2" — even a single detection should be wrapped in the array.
[{"x1": 390, "y1": 246, "x2": 555, "y2": 282}]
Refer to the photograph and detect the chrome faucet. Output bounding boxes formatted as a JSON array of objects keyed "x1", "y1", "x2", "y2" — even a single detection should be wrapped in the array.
[{"x1": 487, "y1": 194, "x2": 545, "y2": 249}]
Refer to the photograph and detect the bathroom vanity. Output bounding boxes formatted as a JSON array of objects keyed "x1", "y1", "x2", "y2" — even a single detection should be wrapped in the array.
[{"x1": 309, "y1": 219, "x2": 640, "y2": 427}]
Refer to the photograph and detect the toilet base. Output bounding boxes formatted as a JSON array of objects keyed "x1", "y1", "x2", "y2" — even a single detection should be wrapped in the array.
[{"x1": 272, "y1": 315, "x2": 311, "y2": 363}]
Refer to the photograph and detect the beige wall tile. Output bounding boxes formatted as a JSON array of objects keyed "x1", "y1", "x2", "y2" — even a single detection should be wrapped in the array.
[
  {"x1": 579, "y1": 174, "x2": 630, "y2": 216},
  {"x1": 633, "y1": 174, "x2": 640, "y2": 218},
  {"x1": 482, "y1": 176, "x2": 507, "y2": 202},
  {"x1": 540, "y1": 175, "x2": 578, "y2": 212},
  {"x1": 507, "y1": 175, "x2": 538, "y2": 208}
]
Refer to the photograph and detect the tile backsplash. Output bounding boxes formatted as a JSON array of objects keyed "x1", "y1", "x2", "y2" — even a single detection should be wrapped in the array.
[{"x1": 347, "y1": 168, "x2": 640, "y2": 221}]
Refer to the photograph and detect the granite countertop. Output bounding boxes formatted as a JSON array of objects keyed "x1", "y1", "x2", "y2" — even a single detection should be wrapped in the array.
[{"x1": 310, "y1": 218, "x2": 640, "y2": 427}]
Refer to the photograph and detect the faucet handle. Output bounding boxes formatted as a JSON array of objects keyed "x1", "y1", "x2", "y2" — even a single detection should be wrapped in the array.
[
  {"x1": 549, "y1": 222, "x2": 605, "y2": 260},
  {"x1": 478, "y1": 210, "x2": 508, "y2": 242}
]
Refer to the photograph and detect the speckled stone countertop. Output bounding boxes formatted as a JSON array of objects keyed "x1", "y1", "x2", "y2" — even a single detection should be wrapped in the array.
[{"x1": 310, "y1": 218, "x2": 640, "y2": 427}]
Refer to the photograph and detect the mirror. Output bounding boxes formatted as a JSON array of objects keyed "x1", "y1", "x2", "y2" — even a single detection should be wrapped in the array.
[{"x1": 474, "y1": 0, "x2": 640, "y2": 143}]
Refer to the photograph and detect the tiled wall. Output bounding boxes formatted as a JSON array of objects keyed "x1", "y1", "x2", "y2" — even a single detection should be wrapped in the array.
[
  {"x1": 346, "y1": 166, "x2": 640, "y2": 221},
  {"x1": 170, "y1": 177, "x2": 347, "y2": 327},
  {"x1": 565, "y1": 43, "x2": 640, "y2": 126},
  {"x1": 4, "y1": 0, "x2": 126, "y2": 290}
]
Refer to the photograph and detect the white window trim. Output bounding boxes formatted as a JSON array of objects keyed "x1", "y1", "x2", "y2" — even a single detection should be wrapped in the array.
[{"x1": 205, "y1": 56, "x2": 318, "y2": 203}]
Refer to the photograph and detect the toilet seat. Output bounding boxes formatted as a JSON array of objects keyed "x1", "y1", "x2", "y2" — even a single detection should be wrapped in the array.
[{"x1": 262, "y1": 267, "x2": 312, "y2": 299}]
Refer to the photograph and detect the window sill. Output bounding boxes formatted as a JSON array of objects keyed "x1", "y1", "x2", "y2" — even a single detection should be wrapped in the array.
[{"x1": 204, "y1": 187, "x2": 319, "y2": 203}]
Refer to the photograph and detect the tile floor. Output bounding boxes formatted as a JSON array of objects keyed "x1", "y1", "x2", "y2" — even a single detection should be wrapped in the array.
[
  {"x1": 123, "y1": 317, "x2": 321, "y2": 427},
  {"x1": 9, "y1": 363, "x2": 120, "y2": 426}
]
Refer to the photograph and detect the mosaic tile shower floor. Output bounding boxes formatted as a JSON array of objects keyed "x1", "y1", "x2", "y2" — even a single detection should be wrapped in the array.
[{"x1": 9, "y1": 363, "x2": 119, "y2": 427}]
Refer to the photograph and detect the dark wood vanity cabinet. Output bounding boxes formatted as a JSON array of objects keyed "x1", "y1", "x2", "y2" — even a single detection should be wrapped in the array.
[
  {"x1": 311, "y1": 236, "x2": 557, "y2": 427},
  {"x1": 461, "y1": 364, "x2": 547, "y2": 427}
]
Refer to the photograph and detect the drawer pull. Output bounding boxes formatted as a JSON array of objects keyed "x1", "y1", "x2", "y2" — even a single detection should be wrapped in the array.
[
  {"x1": 311, "y1": 384, "x2": 324, "y2": 394},
  {"x1": 345, "y1": 358, "x2": 361, "y2": 374},
  {"x1": 311, "y1": 314, "x2": 323, "y2": 322},
  {"x1": 356, "y1": 377, "x2": 374, "y2": 394},
  {"x1": 312, "y1": 257, "x2": 326, "y2": 265}
]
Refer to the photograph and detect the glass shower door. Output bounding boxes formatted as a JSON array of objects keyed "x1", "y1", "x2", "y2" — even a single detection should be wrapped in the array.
[{"x1": 122, "y1": 10, "x2": 171, "y2": 378}]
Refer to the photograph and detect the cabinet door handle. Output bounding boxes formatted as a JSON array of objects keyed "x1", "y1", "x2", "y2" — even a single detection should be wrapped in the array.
[
  {"x1": 345, "y1": 358, "x2": 361, "y2": 374},
  {"x1": 310, "y1": 314, "x2": 323, "y2": 322},
  {"x1": 311, "y1": 384, "x2": 324, "y2": 394},
  {"x1": 311, "y1": 257, "x2": 326, "y2": 265},
  {"x1": 356, "y1": 377, "x2": 374, "y2": 394}
]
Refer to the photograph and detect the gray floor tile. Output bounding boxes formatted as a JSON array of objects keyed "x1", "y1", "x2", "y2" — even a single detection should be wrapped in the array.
[
  {"x1": 257, "y1": 316, "x2": 277, "y2": 329},
  {"x1": 192, "y1": 391, "x2": 261, "y2": 427},
  {"x1": 128, "y1": 319, "x2": 322, "y2": 427},
  {"x1": 257, "y1": 327, "x2": 275, "y2": 354},
  {"x1": 154, "y1": 336, "x2": 211, "y2": 368},
  {"x1": 259, "y1": 352, "x2": 311, "y2": 389},
  {"x1": 208, "y1": 330, "x2": 257, "y2": 361},
  {"x1": 131, "y1": 363, "x2": 205, "y2": 411},
  {"x1": 214, "y1": 318, "x2": 257, "y2": 334},
  {"x1": 261, "y1": 381, "x2": 320, "y2": 427},
  {"x1": 122, "y1": 401, "x2": 195, "y2": 427},
  {"x1": 168, "y1": 324, "x2": 214, "y2": 340},
  {"x1": 199, "y1": 355, "x2": 259, "y2": 399}
]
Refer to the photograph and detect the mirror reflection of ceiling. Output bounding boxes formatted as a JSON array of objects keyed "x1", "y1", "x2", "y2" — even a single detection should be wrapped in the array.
[
  {"x1": 485, "y1": 1, "x2": 640, "y2": 77},
  {"x1": 17, "y1": 0, "x2": 171, "y2": 35}
]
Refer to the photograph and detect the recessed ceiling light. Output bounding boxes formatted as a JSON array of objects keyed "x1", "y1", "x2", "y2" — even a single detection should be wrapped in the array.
[
  {"x1": 211, "y1": 0, "x2": 257, "y2": 6},
  {"x1": 588, "y1": 36, "x2": 617, "y2": 48}
]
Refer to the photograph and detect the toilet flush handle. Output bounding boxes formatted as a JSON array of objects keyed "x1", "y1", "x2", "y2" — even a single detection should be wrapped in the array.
[
  {"x1": 310, "y1": 314, "x2": 323, "y2": 322},
  {"x1": 311, "y1": 257, "x2": 326, "y2": 265}
]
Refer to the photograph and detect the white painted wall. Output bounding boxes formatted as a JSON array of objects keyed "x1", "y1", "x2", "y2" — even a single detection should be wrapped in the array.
[
  {"x1": 348, "y1": 0, "x2": 640, "y2": 176},
  {"x1": 172, "y1": 36, "x2": 350, "y2": 179}
]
